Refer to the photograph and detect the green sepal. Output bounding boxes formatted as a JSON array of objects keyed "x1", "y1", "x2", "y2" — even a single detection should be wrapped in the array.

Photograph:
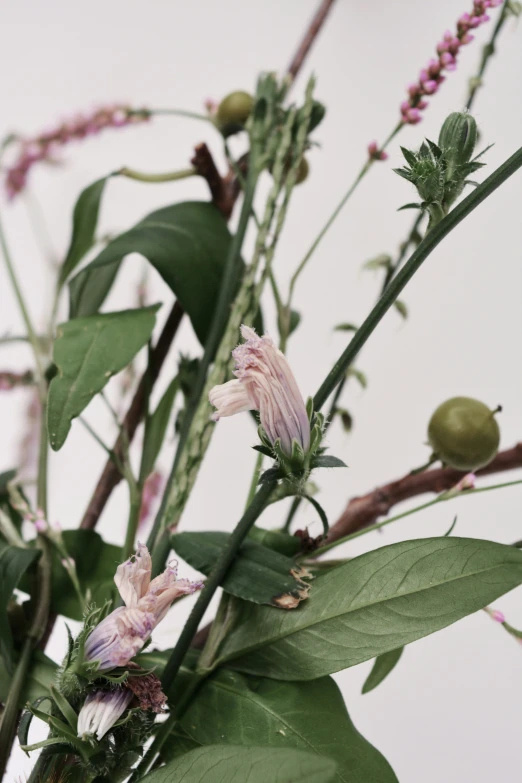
[
  {"x1": 305, "y1": 396, "x2": 314, "y2": 421},
  {"x1": 302, "y1": 494, "x2": 329, "y2": 536},
  {"x1": 258, "y1": 467, "x2": 284, "y2": 484},
  {"x1": 252, "y1": 444, "x2": 274, "y2": 458},
  {"x1": 18, "y1": 696, "x2": 52, "y2": 749},
  {"x1": 50, "y1": 685, "x2": 78, "y2": 731}
]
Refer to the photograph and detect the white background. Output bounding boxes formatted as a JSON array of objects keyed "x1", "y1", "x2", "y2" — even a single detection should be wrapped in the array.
[{"x1": 2, "y1": 1, "x2": 521, "y2": 781}]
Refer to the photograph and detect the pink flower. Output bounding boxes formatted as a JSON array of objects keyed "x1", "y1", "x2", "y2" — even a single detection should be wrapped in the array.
[
  {"x1": 454, "y1": 472, "x2": 476, "y2": 492},
  {"x1": 367, "y1": 141, "x2": 389, "y2": 162},
  {"x1": 84, "y1": 543, "x2": 202, "y2": 671},
  {"x1": 209, "y1": 325, "x2": 310, "y2": 457},
  {"x1": 77, "y1": 689, "x2": 133, "y2": 740}
]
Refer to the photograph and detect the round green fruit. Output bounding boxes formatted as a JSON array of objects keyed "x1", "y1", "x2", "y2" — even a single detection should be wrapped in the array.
[
  {"x1": 428, "y1": 396, "x2": 500, "y2": 471},
  {"x1": 295, "y1": 156, "x2": 309, "y2": 184},
  {"x1": 216, "y1": 91, "x2": 253, "y2": 129}
]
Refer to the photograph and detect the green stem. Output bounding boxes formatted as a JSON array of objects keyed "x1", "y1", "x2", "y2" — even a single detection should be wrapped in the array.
[
  {"x1": 117, "y1": 166, "x2": 196, "y2": 183},
  {"x1": 0, "y1": 210, "x2": 46, "y2": 400},
  {"x1": 316, "y1": 478, "x2": 522, "y2": 557},
  {"x1": 286, "y1": 123, "x2": 402, "y2": 310},
  {"x1": 134, "y1": 108, "x2": 213, "y2": 123},
  {"x1": 122, "y1": 486, "x2": 142, "y2": 562},
  {"x1": 313, "y1": 145, "x2": 522, "y2": 411},
  {"x1": 0, "y1": 638, "x2": 32, "y2": 778},
  {"x1": 132, "y1": 481, "x2": 276, "y2": 780},
  {"x1": 37, "y1": 401, "x2": 48, "y2": 514},
  {"x1": 146, "y1": 163, "x2": 259, "y2": 565},
  {"x1": 466, "y1": 2, "x2": 510, "y2": 112},
  {"x1": 245, "y1": 451, "x2": 264, "y2": 509}
]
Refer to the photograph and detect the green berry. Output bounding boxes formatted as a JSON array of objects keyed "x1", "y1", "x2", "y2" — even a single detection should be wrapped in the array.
[
  {"x1": 427, "y1": 396, "x2": 500, "y2": 471},
  {"x1": 295, "y1": 156, "x2": 309, "y2": 184},
  {"x1": 216, "y1": 91, "x2": 253, "y2": 130}
]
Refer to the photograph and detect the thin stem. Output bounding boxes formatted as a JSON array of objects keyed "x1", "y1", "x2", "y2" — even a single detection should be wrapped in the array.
[
  {"x1": 0, "y1": 210, "x2": 46, "y2": 399},
  {"x1": 37, "y1": 401, "x2": 48, "y2": 514},
  {"x1": 146, "y1": 164, "x2": 259, "y2": 563},
  {"x1": 116, "y1": 166, "x2": 196, "y2": 183},
  {"x1": 313, "y1": 145, "x2": 522, "y2": 411},
  {"x1": 316, "y1": 478, "x2": 522, "y2": 557},
  {"x1": 0, "y1": 637, "x2": 32, "y2": 778},
  {"x1": 135, "y1": 108, "x2": 213, "y2": 123},
  {"x1": 122, "y1": 486, "x2": 142, "y2": 562},
  {"x1": 132, "y1": 481, "x2": 276, "y2": 780},
  {"x1": 466, "y1": 2, "x2": 510, "y2": 112},
  {"x1": 245, "y1": 451, "x2": 264, "y2": 509},
  {"x1": 287, "y1": 123, "x2": 402, "y2": 308}
]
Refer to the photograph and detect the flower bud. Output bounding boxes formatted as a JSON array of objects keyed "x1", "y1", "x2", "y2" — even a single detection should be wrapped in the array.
[
  {"x1": 77, "y1": 689, "x2": 133, "y2": 740},
  {"x1": 438, "y1": 112, "x2": 478, "y2": 167}
]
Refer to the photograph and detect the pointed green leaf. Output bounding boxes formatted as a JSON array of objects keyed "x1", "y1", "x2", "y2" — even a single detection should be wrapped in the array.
[
  {"x1": 393, "y1": 300, "x2": 408, "y2": 319},
  {"x1": 18, "y1": 696, "x2": 52, "y2": 747},
  {"x1": 177, "y1": 669, "x2": 397, "y2": 783},
  {"x1": 141, "y1": 376, "x2": 179, "y2": 480},
  {"x1": 141, "y1": 745, "x2": 337, "y2": 783},
  {"x1": 0, "y1": 546, "x2": 40, "y2": 671},
  {"x1": 346, "y1": 367, "x2": 367, "y2": 388},
  {"x1": 362, "y1": 648, "x2": 404, "y2": 694},
  {"x1": 334, "y1": 323, "x2": 358, "y2": 332},
  {"x1": 216, "y1": 537, "x2": 522, "y2": 680},
  {"x1": 400, "y1": 146, "x2": 418, "y2": 167},
  {"x1": 68, "y1": 201, "x2": 242, "y2": 346},
  {"x1": 397, "y1": 202, "x2": 422, "y2": 211},
  {"x1": 288, "y1": 309, "x2": 301, "y2": 336},
  {"x1": 47, "y1": 305, "x2": 159, "y2": 450},
  {"x1": 50, "y1": 685, "x2": 78, "y2": 731},
  {"x1": 312, "y1": 455, "x2": 348, "y2": 469},
  {"x1": 59, "y1": 177, "x2": 109, "y2": 285},
  {"x1": 172, "y1": 531, "x2": 310, "y2": 608}
]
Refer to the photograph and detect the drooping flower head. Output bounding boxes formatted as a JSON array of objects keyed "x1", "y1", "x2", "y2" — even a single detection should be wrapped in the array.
[
  {"x1": 209, "y1": 325, "x2": 310, "y2": 457},
  {"x1": 84, "y1": 543, "x2": 203, "y2": 672},
  {"x1": 77, "y1": 689, "x2": 133, "y2": 740}
]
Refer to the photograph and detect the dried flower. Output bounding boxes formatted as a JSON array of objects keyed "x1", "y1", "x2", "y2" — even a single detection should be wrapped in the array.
[
  {"x1": 209, "y1": 325, "x2": 310, "y2": 457},
  {"x1": 77, "y1": 689, "x2": 133, "y2": 740},
  {"x1": 4, "y1": 104, "x2": 149, "y2": 199},
  {"x1": 84, "y1": 543, "x2": 202, "y2": 671},
  {"x1": 400, "y1": 1, "x2": 502, "y2": 125}
]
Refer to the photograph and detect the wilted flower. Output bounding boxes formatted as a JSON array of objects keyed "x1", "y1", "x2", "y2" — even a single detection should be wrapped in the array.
[
  {"x1": 77, "y1": 689, "x2": 133, "y2": 740},
  {"x1": 209, "y1": 325, "x2": 310, "y2": 457},
  {"x1": 84, "y1": 543, "x2": 203, "y2": 671}
]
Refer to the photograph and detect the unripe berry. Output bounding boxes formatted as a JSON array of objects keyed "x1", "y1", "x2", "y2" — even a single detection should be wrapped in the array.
[
  {"x1": 428, "y1": 396, "x2": 500, "y2": 471},
  {"x1": 216, "y1": 91, "x2": 253, "y2": 132}
]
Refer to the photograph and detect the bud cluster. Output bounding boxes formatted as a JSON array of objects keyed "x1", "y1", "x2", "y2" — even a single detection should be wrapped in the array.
[{"x1": 394, "y1": 112, "x2": 488, "y2": 229}]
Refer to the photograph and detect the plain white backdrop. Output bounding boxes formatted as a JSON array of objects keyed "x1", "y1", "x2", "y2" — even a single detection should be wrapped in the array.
[{"x1": 2, "y1": 1, "x2": 522, "y2": 781}]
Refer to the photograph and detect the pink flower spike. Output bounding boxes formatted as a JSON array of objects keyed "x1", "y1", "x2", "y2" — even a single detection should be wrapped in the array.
[
  {"x1": 209, "y1": 325, "x2": 311, "y2": 457},
  {"x1": 34, "y1": 519, "x2": 48, "y2": 534},
  {"x1": 490, "y1": 609, "x2": 506, "y2": 624},
  {"x1": 440, "y1": 52, "x2": 456, "y2": 66},
  {"x1": 461, "y1": 32, "x2": 475, "y2": 43},
  {"x1": 405, "y1": 108, "x2": 422, "y2": 124},
  {"x1": 407, "y1": 83, "x2": 420, "y2": 98},
  {"x1": 417, "y1": 99, "x2": 429, "y2": 110},
  {"x1": 422, "y1": 80, "x2": 438, "y2": 95}
]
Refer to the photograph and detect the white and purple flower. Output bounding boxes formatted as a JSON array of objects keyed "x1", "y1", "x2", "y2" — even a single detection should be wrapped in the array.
[
  {"x1": 209, "y1": 325, "x2": 310, "y2": 457},
  {"x1": 84, "y1": 543, "x2": 203, "y2": 672}
]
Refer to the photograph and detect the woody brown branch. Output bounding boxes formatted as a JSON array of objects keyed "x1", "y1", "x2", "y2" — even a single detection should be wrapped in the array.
[{"x1": 323, "y1": 442, "x2": 522, "y2": 546}]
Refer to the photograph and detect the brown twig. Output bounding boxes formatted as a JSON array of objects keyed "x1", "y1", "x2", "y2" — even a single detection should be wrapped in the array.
[
  {"x1": 323, "y1": 443, "x2": 522, "y2": 546},
  {"x1": 287, "y1": 0, "x2": 337, "y2": 79},
  {"x1": 191, "y1": 143, "x2": 237, "y2": 220},
  {"x1": 79, "y1": 301, "x2": 184, "y2": 530}
]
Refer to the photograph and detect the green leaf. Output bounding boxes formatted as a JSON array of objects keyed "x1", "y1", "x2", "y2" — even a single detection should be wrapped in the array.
[
  {"x1": 49, "y1": 530, "x2": 120, "y2": 620},
  {"x1": 50, "y1": 685, "x2": 78, "y2": 731},
  {"x1": 47, "y1": 305, "x2": 159, "y2": 451},
  {"x1": 216, "y1": 537, "x2": 522, "y2": 680},
  {"x1": 288, "y1": 309, "x2": 301, "y2": 336},
  {"x1": 178, "y1": 669, "x2": 397, "y2": 783},
  {"x1": 18, "y1": 696, "x2": 52, "y2": 747},
  {"x1": 0, "y1": 546, "x2": 40, "y2": 671},
  {"x1": 334, "y1": 323, "x2": 358, "y2": 332},
  {"x1": 362, "y1": 648, "x2": 404, "y2": 694},
  {"x1": 0, "y1": 650, "x2": 57, "y2": 707},
  {"x1": 363, "y1": 254, "x2": 392, "y2": 271},
  {"x1": 312, "y1": 455, "x2": 347, "y2": 469},
  {"x1": 0, "y1": 470, "x2": 16, "y2": 493},
  {"x1": 172, "y1": 531, "x2": 311, "y2": 608},
  {"x1": 68, "y1": 201, "x2": 241, "y2": 346},
  {"x1": 248, "y1": 527, "x2": 301, "y2": 558},
  {"x1": 59, "y1": 177, "x2": 109, "y2": 285},
  {"x1": 302, "y1": 494, "x2": 329, "y2": 536},
  {"x1": 346, "y1": 367, "x2": 367, "y2": 389},
  {"x1": 400, "y1": 146, "x2": 418, "y2": 167},
  {"x1": 397, "y1": 202, "x2": 422, "y2": 211},
  {"x1": 141, "y1": 376, "x2": 179, "y2": 480},
  {"x1": 142, "y1": 745, "x2": 337, "y2": 783},
  {"x1": 393, "y1": 300, "x2": 408, "y2": 319}
]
